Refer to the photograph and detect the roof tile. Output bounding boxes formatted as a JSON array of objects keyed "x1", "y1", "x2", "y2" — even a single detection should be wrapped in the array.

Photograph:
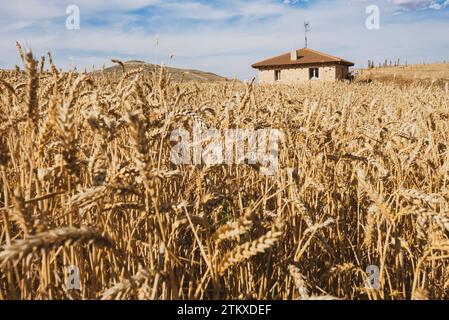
[{"x1": 252, "y1": 48, "x2": 354, "y2": 68}]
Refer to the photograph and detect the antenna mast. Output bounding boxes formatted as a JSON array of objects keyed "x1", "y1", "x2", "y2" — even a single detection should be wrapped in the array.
[{"x1": 304, "y1": 22, "x2": 311, "y2": 48}]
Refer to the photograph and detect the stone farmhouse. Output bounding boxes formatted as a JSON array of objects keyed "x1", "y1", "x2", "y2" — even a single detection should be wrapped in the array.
[{"x1": 252, "y1": 48, "x2": 354, "y2": 84}]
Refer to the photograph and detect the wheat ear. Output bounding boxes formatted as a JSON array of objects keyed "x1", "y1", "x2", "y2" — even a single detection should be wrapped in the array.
[
  {"x1": 218, "y1": 220, "x2": 284, "y2": 275},
  {"x1": 25, "y1": 49, "x2": 39, "y2": 125},
  {"x1": 0, "y1": 226, "x2": 113, "y2": 267},
  {"x1": 101, "y1": 267, "x2": 155, "y2": 300}
]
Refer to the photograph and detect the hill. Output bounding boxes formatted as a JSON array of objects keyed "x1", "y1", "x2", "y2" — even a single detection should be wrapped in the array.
[{"x1": 100, "y1": 60, "x2": 228, "y2": 82}]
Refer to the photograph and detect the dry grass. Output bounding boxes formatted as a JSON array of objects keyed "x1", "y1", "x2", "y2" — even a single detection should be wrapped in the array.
[
  {"x1": 358, "y1": 63, "x2": 449, "y2": 87},
  {"x1": 1, "y1": 47, "x2": 449, "y2": 300}
]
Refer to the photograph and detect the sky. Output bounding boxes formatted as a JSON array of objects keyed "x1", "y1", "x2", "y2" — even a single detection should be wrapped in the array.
[{"x1": 0, "y1": 0, "x2": 448, "y2": 80}]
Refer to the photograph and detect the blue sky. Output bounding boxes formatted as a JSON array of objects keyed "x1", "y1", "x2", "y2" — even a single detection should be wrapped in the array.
[{"x1": 0, "y1": 0, "x2": 448, "y2": 79}]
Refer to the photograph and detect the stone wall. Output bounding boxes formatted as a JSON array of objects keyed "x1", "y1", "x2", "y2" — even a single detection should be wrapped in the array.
[
  {"x1": 335, "y1": 65, "x2": 350, "y2": 80},
  {"x1": 258, "y1": 64, "x2": 348, "y2": 84}
]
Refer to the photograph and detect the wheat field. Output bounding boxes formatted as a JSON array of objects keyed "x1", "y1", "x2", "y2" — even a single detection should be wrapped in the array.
[{"x1": 1, "y1": 46, "x2": 449, "y2": 300}]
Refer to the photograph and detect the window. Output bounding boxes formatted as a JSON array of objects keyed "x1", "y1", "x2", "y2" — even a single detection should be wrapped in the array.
[
  {"x1": 274, "y1": 70, "x2": 281, "y2": 81},
  {"x1": 309, "y1": 68, "x2": 319, "y2": 80}
]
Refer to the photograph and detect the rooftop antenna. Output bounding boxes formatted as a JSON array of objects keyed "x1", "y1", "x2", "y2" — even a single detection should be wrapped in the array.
[{"x1": 304, "y1": 22, "x2": 311, "y2": 48}]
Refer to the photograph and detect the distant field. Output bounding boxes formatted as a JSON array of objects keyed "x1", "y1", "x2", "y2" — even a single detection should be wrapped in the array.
[{"x1": 357, "y1": 63, "x2": 449, "y2": 86}]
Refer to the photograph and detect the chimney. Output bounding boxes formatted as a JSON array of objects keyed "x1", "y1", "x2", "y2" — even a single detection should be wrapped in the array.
[{"x1": 290, "y1": 50, "x2": 298, "y2": 61}]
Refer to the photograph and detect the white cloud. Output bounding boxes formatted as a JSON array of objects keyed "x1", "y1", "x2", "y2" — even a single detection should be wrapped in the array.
[{"x1": 390, "y1": 0, "x2": 449, "y2": 10}]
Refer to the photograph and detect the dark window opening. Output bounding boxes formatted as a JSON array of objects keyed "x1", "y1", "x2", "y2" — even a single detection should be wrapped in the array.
[
  {"x1": 309, "y1": 68, "x2": 319, "y2": 80},
  {"x1": 274, "y1": 70, "x2": 281, "y2": 81}
]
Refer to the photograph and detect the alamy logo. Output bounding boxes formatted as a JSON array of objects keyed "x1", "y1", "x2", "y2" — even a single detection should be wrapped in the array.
[
  {"x1": 365, "y1": 5, "x2": 380, "y2": 30},
  {"x1": 170, "y1": 122, "x2": 283, "y2": 175},
  {"x1": 65, "y1": 265, "x2": 81, "y2": 290},
  {"x1": 66, "y1": 5, "x2": 80, "y2": 30},
  {"x1": 365, "y1": 265, "x2": 380, "y2": 289}
]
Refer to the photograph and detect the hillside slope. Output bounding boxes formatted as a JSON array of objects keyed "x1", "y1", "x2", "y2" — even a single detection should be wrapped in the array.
[{"x1": 101, "y1": 60, "x2": 228, "y2": 82}]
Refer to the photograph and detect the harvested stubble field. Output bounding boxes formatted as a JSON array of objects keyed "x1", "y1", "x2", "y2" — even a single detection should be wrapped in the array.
[
  {"x1": 1, "y1": 47, "x2": 449, "y2": 300},
  {"x1": 357, "y1": 63, "x2": 449, "y2": 88}
]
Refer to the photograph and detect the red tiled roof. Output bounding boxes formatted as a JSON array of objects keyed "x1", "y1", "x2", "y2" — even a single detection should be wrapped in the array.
[{"x1": 252, "y1": 48, "x2": 354, "y2": 68}]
